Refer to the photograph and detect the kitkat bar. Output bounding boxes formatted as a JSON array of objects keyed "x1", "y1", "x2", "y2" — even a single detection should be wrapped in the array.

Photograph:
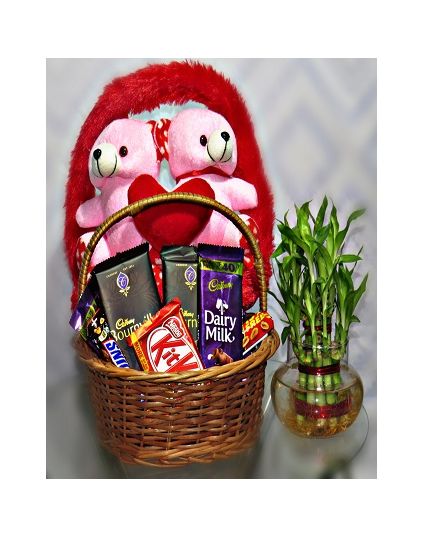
[
  {"x1": 127, "y1": 298, "x2": 204, "y2": 373},
  {"x1": 242, "y1": 311, "x2": 274, "y2": 356}
]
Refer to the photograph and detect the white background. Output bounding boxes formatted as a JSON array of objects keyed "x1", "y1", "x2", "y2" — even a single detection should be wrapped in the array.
[{"x1": 2, "y1": 0, "x2": 423, "y2": 539}]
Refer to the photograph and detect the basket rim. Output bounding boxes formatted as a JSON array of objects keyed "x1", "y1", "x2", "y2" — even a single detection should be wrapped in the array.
[{"x1": 75, "y1": 329, "x2": 280, "y2": 383}]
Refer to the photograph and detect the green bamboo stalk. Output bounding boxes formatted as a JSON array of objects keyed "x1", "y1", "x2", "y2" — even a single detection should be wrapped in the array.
[
  {"x1": 323, "y1": 352, "x2": 337, "y2": 405},
  {"x1": 311, "y1": 344, "x2": 325, "y2": 428},
  {"x1": 296, "y1": 369, "x2": 307, "y2": 425}
]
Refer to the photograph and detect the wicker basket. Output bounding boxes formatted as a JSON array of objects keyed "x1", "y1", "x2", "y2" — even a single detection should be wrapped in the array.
[{"x1": 76, "y1": 193, "x2": 280, "y2": 467}]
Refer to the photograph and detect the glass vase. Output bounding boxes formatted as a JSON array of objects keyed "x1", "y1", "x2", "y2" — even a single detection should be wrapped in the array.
[{"x1": 271, "y1": 339, "x2": 363, "y2": 438}]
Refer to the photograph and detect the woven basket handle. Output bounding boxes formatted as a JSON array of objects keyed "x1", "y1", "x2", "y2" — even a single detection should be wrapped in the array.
[{"x1": 78, "y1": 193, "x2": 267, "y2": 312}]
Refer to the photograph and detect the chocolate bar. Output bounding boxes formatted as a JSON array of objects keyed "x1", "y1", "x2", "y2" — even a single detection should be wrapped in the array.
[
  {"x1": 127, "y1": 298, "x2": 204, "y2": 373},
  {"x1": 242, "y1": 311, "x2": 274, "y2": 356},
  {"x1": 161, "y1": 245, "x2": 198, "y2": 341},
  {"x1": 91, "y1": 243, "x2": 161, "y2": 369},
  {"x1": 70, "y1": 284, "x2": 130, "y2": 369},
  {"x1": 197, "y1": 244, "x2": 244, "y2": 368}
]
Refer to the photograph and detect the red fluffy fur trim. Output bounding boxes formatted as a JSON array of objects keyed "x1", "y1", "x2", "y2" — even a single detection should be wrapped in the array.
[{"x1": 65, "y1": 61, "x2": 275, "y2": 309}]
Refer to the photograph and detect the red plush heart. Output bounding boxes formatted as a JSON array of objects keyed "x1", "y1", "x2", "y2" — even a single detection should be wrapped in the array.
[{"x1": 127, "y1": 175, "x2": 215, "y2": 252}]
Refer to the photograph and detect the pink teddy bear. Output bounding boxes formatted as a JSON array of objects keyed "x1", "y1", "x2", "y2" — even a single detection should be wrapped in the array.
[
  {"x1": 167, "y1": 108, "x2": 258, "y2": 247},
  {"x1": 76, "y1": 118, "x2": 159, "y2": 268}
]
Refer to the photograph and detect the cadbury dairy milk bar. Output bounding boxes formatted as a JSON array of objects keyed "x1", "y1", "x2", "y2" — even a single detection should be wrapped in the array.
[
  {"x1": 91, "y1": 243, "x2": 161, "y2": 369},
  {"x1": 69, "y1": 283, "x2": 130, "y2": 368},
  {"x1": 161, "y1": 245, "x2": 198, "y2": 341},
  {"x1": 198, "y1": 244, "x2": 244, "y2": 368}
]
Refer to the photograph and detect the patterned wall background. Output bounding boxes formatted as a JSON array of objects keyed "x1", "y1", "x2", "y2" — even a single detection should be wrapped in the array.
[{"x1": 47, "y1": 59, "x2": 376, "y2": 475}]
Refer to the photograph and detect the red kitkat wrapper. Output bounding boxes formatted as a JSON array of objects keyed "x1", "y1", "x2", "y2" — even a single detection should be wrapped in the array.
[
  {"x1": 127, "y1": 298, "x2": 204, "y2": 373},
  {"x1": 242, "y1": 311, "x2": 274, "y2": 356}
]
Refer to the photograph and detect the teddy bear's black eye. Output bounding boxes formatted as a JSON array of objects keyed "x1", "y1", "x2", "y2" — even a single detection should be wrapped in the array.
[
  {"x1": 200, "y1": 135, "x2": 207, "y2": 146},
  {"x1": 119, "y1": 146, "x2": 128, "y2": 157}
]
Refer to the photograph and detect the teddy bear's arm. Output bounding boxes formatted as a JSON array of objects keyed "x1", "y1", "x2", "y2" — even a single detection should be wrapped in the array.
[
  {"x1": 76, "y1": 197, "x2": 105, "y2": 228},
  {"x1": 226, "y1": 178, "x2": 258, "y2": 211}
]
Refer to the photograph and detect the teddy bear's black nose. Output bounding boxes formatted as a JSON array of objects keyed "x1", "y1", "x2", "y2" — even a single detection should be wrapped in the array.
[
  {"x1": 93, "y1": 148, "x2": 102, "y2": 160},
  {"x1": 221, "y1": 131, "x2": 230, "y2": 142}
]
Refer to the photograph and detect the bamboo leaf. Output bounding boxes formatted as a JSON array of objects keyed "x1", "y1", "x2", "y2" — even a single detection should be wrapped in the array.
[
  {"x1": 300, "y1": 201, "x2": 312, "y2": 213},
  {"x1": 335, "y1": 228, "x2": 348, "y2": 253},
  {"x1": 271, "y1": 243, "x2": 285, "y2": 258},
  {"x1": 315, "y1": 251, "x2": 328, "y2": 281},
  {"x1": 268, "y1": 290, "x2": 289, "y2": 316},
  {"x1": 268, "y1": 289, "x2": 284, "y2": 305},
  {"x1": 268, "y1": 289, "x2": 281, "y2": 302},
  {"x1": 338, "y1": 254, "x2": 362, "y2": 263},
  {"x1": 349, "y1": 246, "x2": 363, "y2": 275},
  {"x1": 327, "y1": 283, "x2": 337, "y2": 315},
  {"x1": 305, "y1": 233, "x2": 319, "y2": 256},
  {"x1": 293, "y1": 301, "x2": 301, "y2": 331},
  {"x1": 279, "y1": 223, "x2": 310, "y2": 255},
  {"x1": 314, "y1": 195, "x2": 328, "y2": 234},
  {"x1": 281, "y1": 326, "x2": 291, "y2": 345},
  {"x1": 304, "y1": 288, "x2": 316, "y2": 321},
  {"x1": 315, "y1": 223, "x2": 330, "y2": 245},
  {"x1": 339, "y1": 264, "x2": 354, "y2": 291},
  {"x1": 335, "y1": 209, "x2": 366, "y2": 253},
  {"x1": 326, "y1": 230, "x2": 334, "y2": 260},
  {"x1": 312, "y1": 241, "x2": 333, "y2": 276},
  {"x1": 282, "y1": 254, "x2": 296, "y2": 271},
  {"x1": 335, "y1": 266, "x2": 349, "y2": 306},
  {"x1": 352, "y1": 274, "x2": 368, "y2": 313},
  {"x1": 297, "y1": 205, "x2": 312, "y2": 241},
  {"x1": 345, "y1": 290, "x2": 356, "y2": 322},
  {"x1": 330, "y1": 204, "x2": 339, "y2": 237},
  {"x1": 311, "y1": 278, "x2": 325, "y2": 300},
  {"x1": 347, "y1": 208, "x2": 366, "y2": 228}
]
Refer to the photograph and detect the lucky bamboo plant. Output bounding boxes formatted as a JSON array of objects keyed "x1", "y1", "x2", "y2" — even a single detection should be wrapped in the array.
[
  {"x1": 270, "y1": 197, "x2": 368, "y2": 434},
  {"x1": 271, "y1": 196, "x2": 367, "y2": 356}
]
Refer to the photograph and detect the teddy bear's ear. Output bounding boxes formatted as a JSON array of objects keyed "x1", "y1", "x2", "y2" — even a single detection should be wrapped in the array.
[
  {"x1": 146, "y1": 118, "x2": 171, "y2": 162},
  {"x1": 152, "y1": 118, "x2": 171, "y2": 161},
  {"x1": 65, "y1": 61, "x2": 274, "y2": 310}
]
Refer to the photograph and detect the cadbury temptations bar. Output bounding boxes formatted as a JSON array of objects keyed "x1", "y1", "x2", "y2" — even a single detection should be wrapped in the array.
[
  {"x1": 91, "y1": 243, "x2": 161, "y2": 369},
  {"x1": 198, "y1": 244, "x2": 244, "y2": 368},
  {"x1": 69, "y1": 283, "x2": 130, "y2": 369},
  {"x1": 161, "y1": 245, "x2": 198, "y2": 341}
]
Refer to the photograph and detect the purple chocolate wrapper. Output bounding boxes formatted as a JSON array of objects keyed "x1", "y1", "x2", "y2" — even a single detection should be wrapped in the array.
[{"x1": 198, "y1": 244, "x2": 244, "y2": 367}]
